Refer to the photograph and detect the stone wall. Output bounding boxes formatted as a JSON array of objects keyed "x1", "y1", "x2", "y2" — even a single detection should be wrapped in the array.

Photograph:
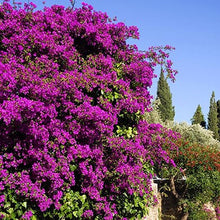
[
  {"x1": 142, "y1": 180, "x2": 218, "y2": 220},
  {"x1": 142, "y1": 180, "x2": 161, "y2": 220}
]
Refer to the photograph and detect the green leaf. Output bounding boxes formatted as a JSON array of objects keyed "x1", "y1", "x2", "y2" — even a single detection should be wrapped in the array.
[
  {"x1": 17, "y1": 210, "x2": 23, "y2": 217},
  {"x1": 80, "y1": 195, "x2": 86, "y2": 204},
  {"x1": 31, "y1": 215, "x2": 37, "y2": 220},
  {"x1": 7, "y1": 208, "x2": 14, "y2": 214},
  {"x1": 22, "y1": 201, "x2": 27, "y2": 208},
  {"x1": 4, "y1": 202, "x2": 11, "y2": 209},
  {"x1": 68, "y1": 213, "x2": 73, "y2": 218},
  {"x1": 10, "y1": 212, "x2": 16, "y2": 219}
]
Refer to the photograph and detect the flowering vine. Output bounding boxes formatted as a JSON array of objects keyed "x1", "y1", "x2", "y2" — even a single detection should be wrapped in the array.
[{"x1": 0, "y1": 1, "x2": 179, "y2": 219}]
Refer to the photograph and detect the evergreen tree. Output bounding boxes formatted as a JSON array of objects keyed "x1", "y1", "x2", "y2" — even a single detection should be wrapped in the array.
[
  {"x1": 217, "y1": 100, "x2": 220, "y2": 139},
  {"x1": 208, "y1": 91, "x2": 219, "y2": 140},
  {"x1": 156, "y1": 69, "x2": 175, "y2": 121},
  {"x1": 191, "y1": 104, "x2": 206, "y2": 128}
]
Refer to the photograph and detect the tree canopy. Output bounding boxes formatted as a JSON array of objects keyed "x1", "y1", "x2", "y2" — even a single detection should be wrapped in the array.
[
  {"x1": 208, "y1": 91, "x2": 219, "y2": 140},
  {"x1": 217, "y1": 100, "x2": 220, "y2": 140},
  {"x1": 156, "y1": 69, "x2": 175, "y2": 121},
  {"x1": 191, "y1": 104, "x2": 206, "y2": 128}
]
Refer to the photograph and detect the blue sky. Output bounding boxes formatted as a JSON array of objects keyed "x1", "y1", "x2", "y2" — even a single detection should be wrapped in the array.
[{"x1": 6, "y1": 0, "x2": 220, "y2": 123}]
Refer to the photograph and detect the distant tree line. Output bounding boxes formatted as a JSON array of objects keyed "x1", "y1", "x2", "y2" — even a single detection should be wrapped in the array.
[
  {"x1": 191, "y1": 91, "x2": 220, "y2": 140},
  {"x1": 156, "y1": 70, "x2": 220, "y2": 141}
]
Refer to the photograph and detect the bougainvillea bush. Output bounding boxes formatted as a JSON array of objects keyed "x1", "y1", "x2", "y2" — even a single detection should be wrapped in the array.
[{"x1": 0, "y1": 1, "x2": 178, "y2": 219}]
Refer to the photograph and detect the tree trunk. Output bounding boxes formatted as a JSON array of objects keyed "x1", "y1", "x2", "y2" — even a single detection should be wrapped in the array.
[
  {"x1": 181, "y1": 212, "x2": 189, "y2": 220},
  {"x1": 170, "y1": 176, "x2": 188, "y2": 220}
]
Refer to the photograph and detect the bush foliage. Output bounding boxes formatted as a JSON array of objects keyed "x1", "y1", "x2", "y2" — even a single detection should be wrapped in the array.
[
  {"x1": 145, "y1": 100, "x2": 220, "y2": 149},
  {"x1": 146, "y1": 101, "x2": 220, "y2": 219}
]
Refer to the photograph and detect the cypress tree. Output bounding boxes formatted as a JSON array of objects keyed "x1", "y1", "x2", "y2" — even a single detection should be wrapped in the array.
[
  {"x1": 217, "y1": 100, "x2": 220, "y2": 139},
  {"x1": 156, "y1": 69, "x2": 175, "y2": 121},
  {"x1": 208, "y1": 91, "x2": 219, "y2": 140},
  {"x1": 191, "y1": 104, "x2": 206, "y2": 128}
]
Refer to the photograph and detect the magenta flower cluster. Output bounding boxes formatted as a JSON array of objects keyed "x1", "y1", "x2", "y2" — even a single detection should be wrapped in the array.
[{"x1": 0, "y1": 1, "x2": 179, "y2": 219}]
